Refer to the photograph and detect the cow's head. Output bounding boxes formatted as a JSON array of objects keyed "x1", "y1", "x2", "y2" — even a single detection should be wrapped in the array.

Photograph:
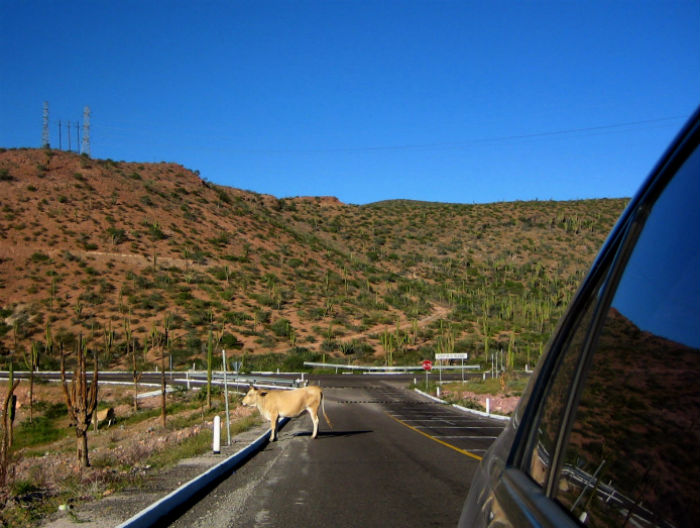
[{"x1": 241, "y1": 386, "x2": 260, "y2": 407}]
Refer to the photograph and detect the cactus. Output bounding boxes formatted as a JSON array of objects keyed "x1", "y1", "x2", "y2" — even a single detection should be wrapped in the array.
[
  {"x1": 206, "y1": 327, "x2": 213, "y2": 409},
  {"x1": 21, "y1": 342, "x2": 39, "y2": 423},
  {"x1": 160, "y1": 319, "x2": 169, "y2": 428},
  {"x1": 125, "y1": 318, "x2": 142, "y2": 412},
  {"x1": 0, "y1": 363, "x2": 20, "y2": 489},
  {"x1": 103, "y1": 322, "x2": 114, "y2": 364},
  {"x1": 60, "y1": 336, "x2": 99, "y2": 467}
]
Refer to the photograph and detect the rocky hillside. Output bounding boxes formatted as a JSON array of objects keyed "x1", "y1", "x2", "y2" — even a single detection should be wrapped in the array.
[{"x1": 0, "y1": 148, "x2": 628, "y2": 370}]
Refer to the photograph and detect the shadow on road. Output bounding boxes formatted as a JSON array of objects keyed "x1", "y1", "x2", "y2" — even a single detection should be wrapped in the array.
[{"x1": 292, "y1": 430, "x2": 373, "y2": 439}]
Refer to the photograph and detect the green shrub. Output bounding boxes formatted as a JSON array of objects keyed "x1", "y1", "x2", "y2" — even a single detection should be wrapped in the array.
[
  {"x1": 30, "y1": 252, "x2": 50, "y2": 264},
  {"x1": 14, "y1": 416, "x2": 64, "y2": 449},
  {"x1": 270, "y1": 318, "x2": 291, "y2": 337}
]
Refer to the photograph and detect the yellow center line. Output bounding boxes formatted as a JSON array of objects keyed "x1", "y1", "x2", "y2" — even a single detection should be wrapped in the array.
[{"x1": 386, "y1": 412, "x2": 483, "y2": 461}]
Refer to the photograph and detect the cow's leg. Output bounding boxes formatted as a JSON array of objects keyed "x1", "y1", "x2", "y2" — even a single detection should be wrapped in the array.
[
  {"x1": 309, "y1": 408, "x2": 319, "y2": 439},
  {"x1": 270, "y1": 413, "x2": 279, "y2": 441}
]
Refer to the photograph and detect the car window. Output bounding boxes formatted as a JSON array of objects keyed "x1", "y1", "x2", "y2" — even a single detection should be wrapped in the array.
[
  {"x1": 554, "y1": 144, "x2": 700, "y2": 527},
  {"x1": 526, "y1": 289, "x2": 600, "y2": 488}
]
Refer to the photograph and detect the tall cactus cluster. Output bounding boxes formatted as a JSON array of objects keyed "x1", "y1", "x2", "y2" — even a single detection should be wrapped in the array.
[{"x1": 60, "y1": 336, "x2": 99, "y2": 467}]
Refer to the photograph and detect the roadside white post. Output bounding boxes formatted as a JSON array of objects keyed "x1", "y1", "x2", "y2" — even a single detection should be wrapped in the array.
[
  {"x1": 186, "y1": 370, "x2": 190, "y2": 390},
  {"x1": 436, "y1": 386, "x2": 441, "y2": 397},
  {"x1": 222, "y1": 349, "x2": 231, "y2": 446},
  {"x1": 213, "y1": 415, "x2": 221, "y2": 454},
  {"x1": 486, "y1": 398, "x2": 490, "y2": 415}
]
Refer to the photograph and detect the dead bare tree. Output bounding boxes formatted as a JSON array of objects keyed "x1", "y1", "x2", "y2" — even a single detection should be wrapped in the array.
[
  {"x1": 60, "y1": 337, "x2": 99, "y2": 467},
  {"x1": 0, "y1": 365, "x2": 20, "y2": 489}
]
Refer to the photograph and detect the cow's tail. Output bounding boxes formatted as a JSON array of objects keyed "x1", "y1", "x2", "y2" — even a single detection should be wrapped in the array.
[{"x1": 321, "y1": 391, "x2": 333, "y2": 430}]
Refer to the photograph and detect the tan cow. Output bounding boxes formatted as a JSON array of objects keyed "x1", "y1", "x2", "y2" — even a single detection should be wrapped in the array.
[
  {"x1": 92, "y1": 407, "x2": 116, "y2": 429},
  {"x1": 242, "y1": 385, "x2": 332, "y2": 441}
]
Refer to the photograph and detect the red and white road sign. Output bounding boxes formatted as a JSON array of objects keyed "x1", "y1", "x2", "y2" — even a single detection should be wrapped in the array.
[{"x1": 422, "y1": 360, "x2": 433, "y2": 371}]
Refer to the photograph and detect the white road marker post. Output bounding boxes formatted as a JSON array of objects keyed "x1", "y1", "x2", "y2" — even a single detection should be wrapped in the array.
[{"x1": 213, "y1": 415, "x2": 221, "y2": 454}]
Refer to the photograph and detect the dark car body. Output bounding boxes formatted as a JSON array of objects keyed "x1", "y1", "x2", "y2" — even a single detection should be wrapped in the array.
[{"x1": 459, "y1": 107, "x2": 700, "y2": 528}]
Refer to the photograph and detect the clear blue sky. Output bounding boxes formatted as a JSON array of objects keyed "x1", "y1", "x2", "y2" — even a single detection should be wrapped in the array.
[{"x1": 1, "y1": 1, "x2": 698, "y2": 205}]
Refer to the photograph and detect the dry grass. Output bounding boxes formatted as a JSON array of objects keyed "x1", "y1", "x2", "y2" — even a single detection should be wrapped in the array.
[{"x1": 0, "y1": 380, "x2": 258, "y2": 528}]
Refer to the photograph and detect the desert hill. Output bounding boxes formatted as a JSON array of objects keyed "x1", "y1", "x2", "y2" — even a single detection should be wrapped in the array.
[{"x1": 0, "y1": 148, "x2": 627, "y2": 370}]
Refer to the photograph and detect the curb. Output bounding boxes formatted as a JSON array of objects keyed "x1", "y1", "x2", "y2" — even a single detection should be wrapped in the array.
[
  {"x1": 115, "y1": 417, "x2": 290, "y2": 528},
  {"x1": 413, "y1": 388, "x2": 510, "y2": 422}
]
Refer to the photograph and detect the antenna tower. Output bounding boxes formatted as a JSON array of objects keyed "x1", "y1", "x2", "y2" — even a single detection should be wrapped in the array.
[
  {"x1": 81, "y1": 106, "x2": 91, "y2": 156},
  {"x1": 67, "y1": 122, "x2": 71, "y2": 151},
  {"x1": 42, "y1": 101, "x2": 50, "y2": 148}
]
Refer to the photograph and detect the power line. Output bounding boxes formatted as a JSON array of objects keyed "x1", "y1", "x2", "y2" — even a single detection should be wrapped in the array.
[{"x1": 92, "y1": 115, "x2": 686, "y2": 155}]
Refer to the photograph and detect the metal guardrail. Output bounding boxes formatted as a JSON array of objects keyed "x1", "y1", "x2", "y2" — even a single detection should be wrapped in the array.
[
  {"x1": 303, "y1": 361, "x2": 481, "y2": 373},
  {"x1": 182, "y1": 371, "x2": 304, "y2": 389},
  {"x1": 115, "y1": 417, "x2": 290, "y2": 528},
  {"x1": 0, "y1": 371, "x2": 305, "y2": 390}
]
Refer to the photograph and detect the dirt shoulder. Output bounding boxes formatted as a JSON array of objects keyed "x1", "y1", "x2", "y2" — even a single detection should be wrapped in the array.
[{"x1": 40, "y1": 421, "x2": 271, "y2": 528}]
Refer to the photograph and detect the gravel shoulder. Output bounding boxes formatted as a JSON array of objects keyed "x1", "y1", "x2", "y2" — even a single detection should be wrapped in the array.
[{"x1": 40, "y1": 422, "x2": 272, "y2": 528}]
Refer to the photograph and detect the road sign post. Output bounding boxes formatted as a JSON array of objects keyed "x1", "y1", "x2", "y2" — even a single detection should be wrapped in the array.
[
  {"x1": 422, "y1": 360, "x2": 432, "y2": 391},
  {"x1": 435, "y1": 353, "x2": 469, "y2": 383}
]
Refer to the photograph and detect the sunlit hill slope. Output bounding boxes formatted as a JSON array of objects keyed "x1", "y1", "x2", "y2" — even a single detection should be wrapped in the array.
[{"x1": 0, "y1": 148, "x2": 627, "y2": 371}]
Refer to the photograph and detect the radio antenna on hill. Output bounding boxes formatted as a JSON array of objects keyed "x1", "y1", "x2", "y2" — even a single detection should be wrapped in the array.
[
  {"x1": 81, "y1": 106, "x2": 91, "y2": 156},
  {"x1": 42, "y1": 101, "x2": 50, "y2": 148},
  {"x1": 67, "y1": 121, "x2": 71, "y2": 151}
]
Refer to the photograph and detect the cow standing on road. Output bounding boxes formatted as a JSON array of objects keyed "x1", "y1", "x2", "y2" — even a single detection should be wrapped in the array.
[{"x1": 242, "y1": 385, "x2": 333, "y2": 441}]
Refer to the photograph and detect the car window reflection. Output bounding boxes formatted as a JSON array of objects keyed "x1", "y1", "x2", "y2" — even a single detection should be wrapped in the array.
[
  {"x1": 527, "y1": 287, "x2": 601, "y2": 487},
  {"x1": 555, "y1": 145, "x2": 700, "y2": 527}
]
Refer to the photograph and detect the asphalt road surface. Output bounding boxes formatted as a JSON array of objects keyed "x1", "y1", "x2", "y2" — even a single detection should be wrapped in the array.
[{"x1": 168, "y1": 376, "x2": 506, "y2": 528}]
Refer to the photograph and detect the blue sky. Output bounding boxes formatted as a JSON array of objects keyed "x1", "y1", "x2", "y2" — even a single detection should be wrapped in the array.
[{"x1": 1, "y1": 1, "x2": 698, "y2": 205}]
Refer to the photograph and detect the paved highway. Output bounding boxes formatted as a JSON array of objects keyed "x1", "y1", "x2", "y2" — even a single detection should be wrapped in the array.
[{"x1": 167, "y1": 375, "x2": 506, "y2": 528}]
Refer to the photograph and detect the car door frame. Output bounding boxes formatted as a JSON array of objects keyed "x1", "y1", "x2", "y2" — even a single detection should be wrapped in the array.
[{"x1": 490, "y1": 106, "x2": 700, "y2": 528}]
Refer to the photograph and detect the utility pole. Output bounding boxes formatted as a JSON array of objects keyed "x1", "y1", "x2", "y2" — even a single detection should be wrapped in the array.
[
  {"x1": 41, "y1": 102, "x2": 50, "y2": 148},
  {"x1": 81, "y1": 107, "x2": 91, "y2": 156},
  {"x1": 58, "y1": 120, "x2": 62, "y2": 150},
  {"x1": 67, "y1": 121, "x2": 71, "y2": 151}
]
